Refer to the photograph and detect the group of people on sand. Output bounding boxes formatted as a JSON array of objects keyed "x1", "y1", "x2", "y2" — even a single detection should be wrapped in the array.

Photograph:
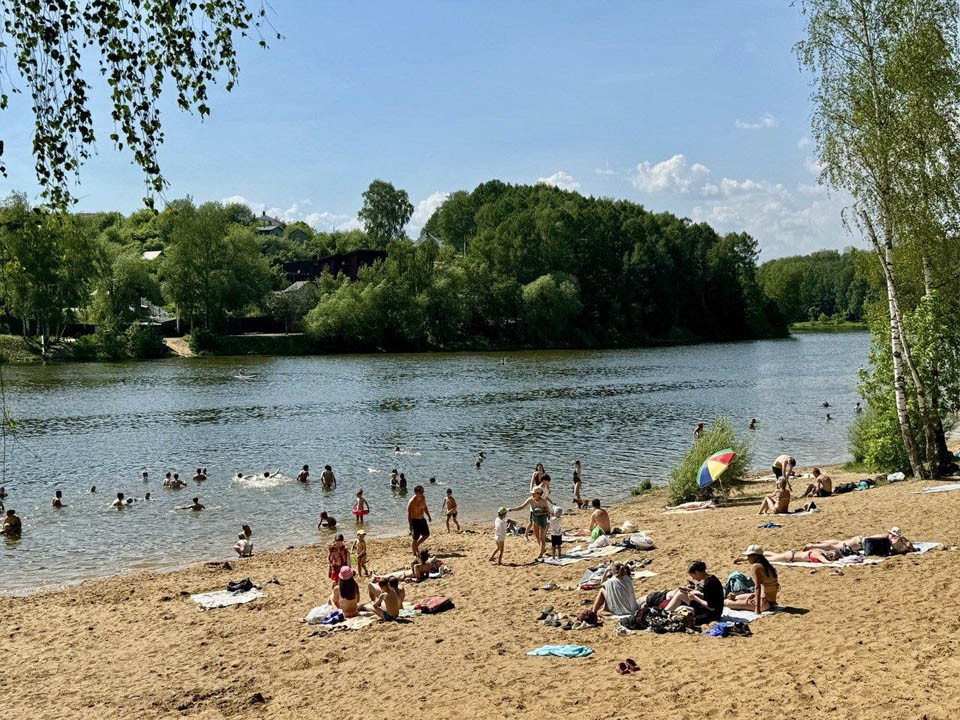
[{"x1": 758, "y1": 455, "x2": 834, "y2": 515}]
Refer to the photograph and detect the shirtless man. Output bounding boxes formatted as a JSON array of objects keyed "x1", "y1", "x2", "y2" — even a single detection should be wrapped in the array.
[
  {"x1": 800, "y1": 468, "x2": 833, "y2": 498},
  {"x1": 111, "y1": 493, "x2": 129, "y2": 509},
  {"x1": 178, "y1": 497, "x2": 205, "y2": 511},
  {"x1": 192, "y1": 468, "x2": 205, "y2": 482},
  {"x1": 771, "y1": 454, "x2": 797, "y2": 483},
  {"x1": 51, "y1": 490, "x2": 66, "y2": 508},
  {"x1": 588, "y1": 498, "x2": 611, "y2": 540},
  {"x1": 297, "y1": 464, "x2": 310, "y2": 483},
  {"x1": 442, "y1": 488, "x2": 460, "y2": 533},
  {"x1": 407, "y1": 485, "x2": 432, "y2": 556},
  {"x1": 141, "y1": 471, "x2": 149, "y2": 483},
  {"x1": 1, "y1": 509, "x2": 21, "y2": 537},
  {"x1": 320, "y1": 465, "x2": 336, "y2": 490},
  {"x1": 366, "y1": 579, "x2": 402, "y2": 621}
]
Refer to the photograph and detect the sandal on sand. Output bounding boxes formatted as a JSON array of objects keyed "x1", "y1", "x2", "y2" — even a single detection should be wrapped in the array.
[
  {"x1": 616, "y1": 661, "x2": 630, "y2": 675},
  {"x1": 625, "y1": 658, "x2": 639, "y2": 673}
]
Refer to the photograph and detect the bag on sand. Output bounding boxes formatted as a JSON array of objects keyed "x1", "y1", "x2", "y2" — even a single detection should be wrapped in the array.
[
  {"x1": 623, "y1": 533, "x2": 655, "y2": 551},
  {"x1": 864, "y1": 537, "x2": 891, "y2": 556},
  {"x1": 416, "y1": 595, "x2": 454, "y2": 614},
  {"x1": 227, "y1": 578, "x2": 254, "y2": 593}
]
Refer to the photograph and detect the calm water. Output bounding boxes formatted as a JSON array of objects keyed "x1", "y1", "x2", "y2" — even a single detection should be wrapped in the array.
[{"x1": 0, "y1": 333, "x2": 868, "y2": 594}]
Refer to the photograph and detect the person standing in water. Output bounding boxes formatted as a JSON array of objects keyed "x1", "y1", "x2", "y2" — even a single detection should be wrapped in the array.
[
  {"x1": 321, "y1": 465, "x2": 336, "y2": 489},
  {"x1": 297, "y1": 465, "x2": 310, "y2": 483},
  {"x1": 352, "y1": 490, "x2": 370, "y2": 525},
  {"x1": 694, "y1": 422, "x2": 704, "y2": 440},
  {"x1": 51, "y1": 490, "x2": 66, "y2": 508},
  {"x1": 442, "y1": 488, "x2": 460, "y2": 533}
]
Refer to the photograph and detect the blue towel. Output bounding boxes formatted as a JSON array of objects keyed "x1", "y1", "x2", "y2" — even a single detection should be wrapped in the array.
[
  {"x1": 703, "y1": 622, "x2": 731, "y2": 638},
  {"x1": 758, "y1": 522, "x2": 782, "y2": 529},
  {"x1": 527, "y1": 644, "x2": 594, "y2": 658}
]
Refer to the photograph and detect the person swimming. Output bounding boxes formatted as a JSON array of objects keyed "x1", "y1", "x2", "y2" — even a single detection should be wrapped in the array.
[
  {"x1": 749, "y1": 418, "x2": 757, "y2": 430},
  {"x1": 178, "y1": 497, "x2": 205, "y2": 511},
  {"x1": 318, "y1": 511, "x2": 337, "y2": 529},
  {"x1": 51, "y1": 490, "x2": 65, "y2": 508}
]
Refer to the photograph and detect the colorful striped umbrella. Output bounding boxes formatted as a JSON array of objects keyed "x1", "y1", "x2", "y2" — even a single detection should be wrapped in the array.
[{"x1": 698, "y1": 448, "x2": 736, "y2": 488}]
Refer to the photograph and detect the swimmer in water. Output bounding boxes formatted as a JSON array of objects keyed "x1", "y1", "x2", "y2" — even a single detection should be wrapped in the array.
[
  {"x1": 111, "y1": 492, "x2": 128, "y2": 509},
  {"x1": 141, "y1": 471, "x2": 149, "y2": 483},
  {"x1": 178, "y1": 497, "x2": 205, "y2": 511},
  {"x1": 318, "y1": 511, "x2": 337, "y2": 529},
  {"x1": 52, "y1": 490, "x2": 66, "y2": 508},
  {"x1": 749, "y1": 418, "x2": 757, "y2": 430},
  {"x1": 144, "y1": 492, "x2": 152, "y2": 500},
  {"x1": 89, "y1": 486, "x2": 96, "y2": 494},
  {"x1": 192, "y1": 468, "x2": 205, "y2": 482},
  {"x1": 297, "y1": 464, "x2": 310, "y2": 483}
]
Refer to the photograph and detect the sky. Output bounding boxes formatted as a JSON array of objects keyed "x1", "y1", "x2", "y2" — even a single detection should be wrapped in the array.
[{"x1": 0, "y1": 0, "x2": 856, "y2": 259}]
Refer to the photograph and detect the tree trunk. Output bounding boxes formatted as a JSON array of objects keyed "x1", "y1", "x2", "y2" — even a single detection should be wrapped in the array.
[{"x1": 862, "y1": 211, "x2": 928, "y2": 479}]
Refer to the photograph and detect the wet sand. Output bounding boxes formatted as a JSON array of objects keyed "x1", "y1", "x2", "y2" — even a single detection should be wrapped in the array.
[{"x1": 2, "y1": 466, "x2": 959, "y2": 719}]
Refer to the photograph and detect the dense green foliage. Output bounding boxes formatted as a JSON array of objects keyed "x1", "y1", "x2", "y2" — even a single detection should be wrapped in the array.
[
  {"x1": 306, "y1": 181, "x2": 786, "y2": 351},
  {"x1": 758, "y1": 249, "x2": 874, "y2": 323},
  {"x1": 667, "y1": 418, "x2": 751, "y2": 505}
]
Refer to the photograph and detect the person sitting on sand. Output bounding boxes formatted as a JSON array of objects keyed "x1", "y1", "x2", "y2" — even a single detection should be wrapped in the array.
[
  {"x1": 663, "y1": 561, "x2": 725, "y2": 624},
  {"x1": 330, "y1": 566, "x2": 360, "y2": 618},
  {"x1": 233, "y1": 532, "x2": 253, "y2": 557},
  {"x1": 192, "y1": 468, "x2": 205, "y2": 482},
  {"x1": 51, "y1": 490, "x2": 66, "y2": 508},
  {"x1": 442, "y1": 488, "x2": 460, "y2": 533},
  {"x1": 588, "y1": 498, "x2": 611, "y2": 540},
  {"x1": 800, "y1": 468, "x2": 833, "y2": 498},
  {"x1": 327, "y1": 533, "x2": 350, "y2": 585},
  {"x1": 353, "y1": 529, "x2": 369, "y2": 577},
  {"x1": 758, "y1": 479, "x2": 791, "y2": 515},
  {"x1": 508, "y1": 487, "x2": 551, "y2": 559},
  {"x1": 321, "y1": 465, "x2": 336, "y2": 490},
  {"x1": 366, "y1": 579, "x2": 402, "y2": 622},
  {"x1": 178, "y1": 497, "x2": 205, "y2": 511},
  {"x1": 318, "y1": 511, "x2": 337, "y2": 529},
  {"x1": 591, "y1": 562, "x2": 639, "y2": 616},
  {"x1": 725, "y1": 546, "x2": 779, "y2": 614},
  {"x1": 771, "y1": 454, "x2": 797, "y2": 483},
  {"x1": 368, "y1": 576, "x2": 406, "y2": 605},
  {"x1": 1, "y1": 509, "x2": 22, "y2": 537},
  {"x1": 297, "y1": 464, "x2": 309, "y2": 483}
]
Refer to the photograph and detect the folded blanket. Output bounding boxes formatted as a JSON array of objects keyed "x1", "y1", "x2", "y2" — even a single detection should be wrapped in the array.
[
  {"x1": 913, "y1": 541, "x2": 942, "y2": 554},
  {"x1": 527, "y1": 644, "x2": 593, "y2": 658},
  {"x1": 191, "y1": 588, "x2": 265, "y2": 609}
]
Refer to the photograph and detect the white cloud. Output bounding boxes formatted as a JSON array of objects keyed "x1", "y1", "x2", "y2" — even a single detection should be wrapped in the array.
[
  {"x1": 797, "y1": 136, "x2": 812, "y2": 149},
  {"x1": 537, "y1": 170, "x2": 581, "y2": 191},
  {"x1": 220, "y1": 195, "x2": 357, "y2": 232},
  {"x1": 803, "y1": 155, "x2": 824, "y2": 175},
  {"x1": 734, "y1": 112, "x2": 779, "y2": 130},
  {"x1": 630, "y1": 154, "x2": 710, "y2": 194},
  {"x1": 408, "y1": 191, "x2": 449, "y2": 232}
]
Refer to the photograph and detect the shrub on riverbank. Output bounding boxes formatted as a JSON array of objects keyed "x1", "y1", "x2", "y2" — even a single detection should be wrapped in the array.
[{"x1": 667, "y1": 419, "x2": 750, "y2": 505}]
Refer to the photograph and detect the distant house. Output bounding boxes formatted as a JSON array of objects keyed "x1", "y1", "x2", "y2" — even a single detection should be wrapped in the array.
[
  {"x1": 254, "y1": 211, "x2": 286, "y2": 237},
  {"x1": 287, "y1": 227, "x2": 310, "y2": 243},
  {"x1": 282, "y1": 250, "x2": 387, "y2": 283},
  {"x1": 142, "y1": 249, "x2": 163, "y2": 261}
]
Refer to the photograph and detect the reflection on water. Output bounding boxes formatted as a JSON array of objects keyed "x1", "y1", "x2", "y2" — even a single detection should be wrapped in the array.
[{"x1": 0, "y1": 333, "x2": 868, "y2": 594}]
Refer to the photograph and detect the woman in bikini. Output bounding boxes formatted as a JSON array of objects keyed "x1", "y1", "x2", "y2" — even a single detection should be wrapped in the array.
[
  {"x1": 758, "y1": 478, "x2": 791, "y2": 515},
  {"x1": 803, "y1": 528, "x2": 914, "y2": 556},
  {"x1": 330, "y1": 566, "x2": 360, "y2": 618},
  {"x1": 753, "y1": 548, "x2": 839, "y2": 564},
  {"x1": 509, "y1": 486, "x2": 551, "y2": 560},
  {"x1": 572, "y1": 460, "x2": 587, "y2": 509},
  {"x1": 726, "y1": 545, "x2": 780, "y2": 614}
]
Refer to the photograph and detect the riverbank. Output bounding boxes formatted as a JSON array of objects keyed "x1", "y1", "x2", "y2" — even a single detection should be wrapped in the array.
[
  {"x1": 3, "y1": 465, "x2": 958, "y2": 720},
  {"x1": 789, "y1": 319, "x2": 868, "y2": 333}
]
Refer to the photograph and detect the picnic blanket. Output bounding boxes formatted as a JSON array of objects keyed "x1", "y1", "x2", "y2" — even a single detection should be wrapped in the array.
[
  {"x1": 191, "y1": 588, "x2": 265, "y2": 609},
  {"x1": 917, "y1": 483, "x2": 960, "y2": 494},
  {"x1": 527, "y1": 644, "x2": 593, "y2": 658}
]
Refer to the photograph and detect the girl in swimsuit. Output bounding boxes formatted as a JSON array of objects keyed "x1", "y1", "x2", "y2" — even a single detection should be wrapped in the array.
[
  {"x1": 572, "y1": 460, "x2": 586, "y2": 509},
  {"x1": 352, "y1": 490, "x2": 370, "y2": 525},
  {"x1": 726, "y1": 546, "x2": 780, "y2": 613}
]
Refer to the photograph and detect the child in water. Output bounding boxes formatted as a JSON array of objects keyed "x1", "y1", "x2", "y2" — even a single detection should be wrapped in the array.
[
  {"x1": 353, "y1": 529, "x2": 369, "y2": 577},
  {"x1": 352, "y1": 490, "x2": 370, "y2": 525}
]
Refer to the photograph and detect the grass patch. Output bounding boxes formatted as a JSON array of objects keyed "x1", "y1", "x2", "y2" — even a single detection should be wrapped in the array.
[
  {"x1": 790, "y1": 320, "x2": 867, "y2": 333},
  {"x1": 667, "y1": 418, "x2": 752, "y2": 505},
  {"x1": 0, "y1": 335, "x2": 44, "y2": 363}
]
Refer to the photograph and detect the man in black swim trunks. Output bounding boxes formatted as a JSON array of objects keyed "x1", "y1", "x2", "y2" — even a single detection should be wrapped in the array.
[{"x1": 407, "y1": 485, "x2": 432, "y2": 556}]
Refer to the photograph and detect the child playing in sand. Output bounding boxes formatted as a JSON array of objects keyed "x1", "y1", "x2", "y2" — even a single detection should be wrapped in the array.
[
  {"x1": 548, "y1": 507, "x2": 563, "y2": 559},
  {"x1": 328, "y1": 533, "x2": 350, "y2": 585},
  {"x1": 353, "y1": 529, "x2": 369, "y2": 577},
  {"x1": 442, "y1": 488, "x2": 460, "y2": 533},
  {"x1": 352, "y1": 490, "x2": 370, "y2": 525},
  {"x1": 489, "y1": 507, "x2": 507, "y2": 565}
]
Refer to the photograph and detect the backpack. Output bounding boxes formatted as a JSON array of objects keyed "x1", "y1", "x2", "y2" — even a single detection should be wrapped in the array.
[
  {"x1": 416, "y1": 595, "x2": 454, "y2": 614},
  {"x1": 227, "y1": 578, "x2": 254, "y2": 593},
  {"x1": 864, "y1": 537, "x2": 891, "y2": 556}
]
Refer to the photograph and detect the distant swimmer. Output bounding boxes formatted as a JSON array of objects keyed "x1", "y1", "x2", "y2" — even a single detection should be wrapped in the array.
[
  {"x1": 297, "y1": 464, "x2": 310, "y2": 483},
  {"x1": 318, "y1": 511, "x2": 337, "y2": 529},
  {"x1": 178, "y1": 497, "x2": 205, "y2": 511},
  {"x1": 855, "y1": 402, "x2": 863, "y2": 414},
  {"x1": 321, "y1": 465, "x2": 337, "y2": 490},
  {"x1": 144, "y1": 492, "x2": 152, "y2": 500},
  {"x1": 1, "y1": 509, "x2": 22, "y2": 537},
  {"x1": 141, "y1": 471, "x2": 149, "y2": 483},
  {"x1": 394, "y1": 445, "x2": 401, "y2": 453},
  {"x1": 826, "y1": 413, "x2": 832, "y2": 421},
  {"x1": 428, "y1": 476, "x2": 437, "y2": 484},
  {"x1": 51, "y1": 490, "x2": 66, "y2": 508},
  {"x1": 390, "y1": 469, "x2": 399, "y2": 488},
  {"x1": 192, "y1": 468, "x2": 205, "y2": 482},
  {"x1": 111, "y1": 492, "x2": 130, "y2": 509},
  {"x1": 89, "y1": 486, "x2": 96, "y2": 494},
  {"x1": 822, "y1": 401, "x2": 830, "y2": 408},
  {"x1": 0, "y1": 487, "x2": 6, "y2": 500},
  {"x1": 749, "y1": 418, "x2": 757, "y2": 430},
  {"x1": 163, "y1": 472, "x2": 172, "y2": 486}
]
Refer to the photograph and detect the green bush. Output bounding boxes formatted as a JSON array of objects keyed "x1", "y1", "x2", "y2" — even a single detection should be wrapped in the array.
[
  {"x1": 630, "y1": 478, "x2": 654, "y2": 496},
  {"x1": 188, "y1": 328, "x2": 222, "y2": 352},
  {"x1": 667, "y1": 418, "x2": 751, "y2": 505},
  {"x1": 124, "y1": 324, "x2": 166, "y2": 359},
  {"x1": 849, "y1": 406, "x2": 909, "y2": 473}
]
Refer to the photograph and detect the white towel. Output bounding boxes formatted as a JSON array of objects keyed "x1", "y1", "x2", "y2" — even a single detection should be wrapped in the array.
[{"x1": 191, "y1": 588, "x2": 265, "y2": 609}]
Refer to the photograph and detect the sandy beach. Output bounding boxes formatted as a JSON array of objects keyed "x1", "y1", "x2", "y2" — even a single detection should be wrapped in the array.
[{"x1": 3, "y1": 466, "x2": 959, "y2": 720}]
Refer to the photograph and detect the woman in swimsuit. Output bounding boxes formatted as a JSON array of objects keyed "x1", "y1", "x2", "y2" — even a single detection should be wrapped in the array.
[
  {"x1": 758, "y1": 481, "x2": 791, "y2": 515},
  {"x1": 509, "y1": 487, "x2": 551, "y2": 559},
  {"x1": 572, "y1": 460, "x2": 586, "y2": 509},
  {"x1": 803, "y1": 536, "x2": 864, "y2": 555},
  {"x1": 725, "y1": 545, "x2": 780, "y2": 614},
  {"x1": 751, "y1": 548, "x2": 839, "y2": 564},
  {"x1": 330, "y1": 566, "x2": 360, "y2": 618}
]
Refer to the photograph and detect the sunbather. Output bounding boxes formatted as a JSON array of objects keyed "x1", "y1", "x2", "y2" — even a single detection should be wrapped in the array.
[
  {"x1": 666, "y1": 498, "x2": 721, "y2": 511},
  {"x1": 802, "y1": 527, "x2": 915, "y2": 555},
  {"x1": 758, "y1": 482, "x2": 790, "y2": 514},
  {"x1": 725, "y1": 545, "x2": 779, "y2": 614},
  {"x1": 739, "y1": 548, "x2": 839, "y2": 564},
  {"x1": 591, "y1": 562, "x2": 639, "y2": 616},
  {"x1": 330, "y1": 566, "x2": 360, "y2": 618}
]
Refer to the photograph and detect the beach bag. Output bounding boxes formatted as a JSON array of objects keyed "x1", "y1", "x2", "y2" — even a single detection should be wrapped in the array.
[
  {"x1": 589, "y1": 534, "x2": 610, "y2": 550},
  {"x1": 724, "y1": 571, "x2": 755, "y2": 597},
  {"x1": 305, "y1": 604, "x2": 338, "y2": 625},
  {"x1": 576, "y1": 610, "x2": 599, "y2": 626},
  {"x1": 864, "y1": 537, "x2": 891, "y2": 556},
  {"x1": 624, "y1": 533, "x2": 655, "y2": 551},
  {"x1": 834, "y1": 482, "x2": 856, "y2": 494},
  {"x1": 645, "y1": 590, "x2": 668, "y2": 609},
  {"x1": 227, "y1": 578, "x2": 254, "y2": 593},
  {"x1": 417, "y1": 595, "x2": 454, "y2": 614}
]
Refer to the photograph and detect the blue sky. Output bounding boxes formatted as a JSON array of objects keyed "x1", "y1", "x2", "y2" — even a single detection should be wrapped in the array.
[{"x1": 0, "y1": 0, "x2": 852, "y2": 258}]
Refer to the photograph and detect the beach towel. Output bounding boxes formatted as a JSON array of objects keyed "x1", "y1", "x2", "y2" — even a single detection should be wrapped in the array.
[
  {"x1": 526, "y1": 644, "x2": 594, "y2": 658},
  {"x1": 565, "y1": 544, "x2": 627, "y2": 560},
  {"x1": 917, "y1": 483, "x2": 960, "y2": 494},
  {"x1": 719, "y1": 608, "x2": 772, "y2": 623},
  {"x1": 539, "y1": 556, "x2": 581, "y2": 567},
  {"x1": 913, "y1": 541, "x2": 942, "y2": 554},
  {"x1": 332, "y1": 616, "x2": 376, "y2": 631},
  {"x1": 191, "y1": 588, "x2": 265, "y2": 609}
]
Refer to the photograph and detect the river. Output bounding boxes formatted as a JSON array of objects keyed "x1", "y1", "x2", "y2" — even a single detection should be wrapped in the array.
[{"x1": 0, "y1": 332, "x2": 869, "y2": 594}]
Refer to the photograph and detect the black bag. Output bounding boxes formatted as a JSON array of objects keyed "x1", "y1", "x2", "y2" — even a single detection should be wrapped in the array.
[
  {"x1": 834, "y1": 482, "x2": 856, "y2": 494},
  {"x1": 227, "y1": 578, "x2": 254, "y2": 593},
  {"x1": 645, "y1": 590, "x2": 668, "y2": 608},
  {"x1": 864, "y1": 537, "x2": 891, "y2": 556}
]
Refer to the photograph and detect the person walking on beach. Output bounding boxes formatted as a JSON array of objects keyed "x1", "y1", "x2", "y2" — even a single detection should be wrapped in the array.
[
  {"x1": 352, "y1": 490, "x2": 370, "y2": 525},
  {"x1": 321, "y1": 465, "x2": 336, "y2": 490},
  {"x1": 489, "y1": 507, "x2": 508, "y2": 565},
  {"x1": 442, "y1": 488, "x2": 460, "y2": 533},
  {"x1": 407, "y1": 485, "x2": 432, "y2": 556}
]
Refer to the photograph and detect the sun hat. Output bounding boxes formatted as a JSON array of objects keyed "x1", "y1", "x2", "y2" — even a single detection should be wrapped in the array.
[
  {"x1": 497, "y1": 507, "x2": 507, "y2": 515},
  {"x1": 889, "y1": 526, "x2": 902, "y2": 537},
  {"x1": 338, "y1": 566, "x2": 354, "y2": 580},
  {"x1": 357, "y1": 529, "x2": 366, "y2": 536},
  {"x1": 743, "y1": 544, "x2": 764, "y2": 557}
]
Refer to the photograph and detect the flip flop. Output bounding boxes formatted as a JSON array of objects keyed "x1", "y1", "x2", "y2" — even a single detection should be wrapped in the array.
[
  {"x1": 625, "y1": 658, "x2": 640, "y2": 673},
  {"x1": 616, "y1": 661, "x2": 630, "y2": 675}
]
